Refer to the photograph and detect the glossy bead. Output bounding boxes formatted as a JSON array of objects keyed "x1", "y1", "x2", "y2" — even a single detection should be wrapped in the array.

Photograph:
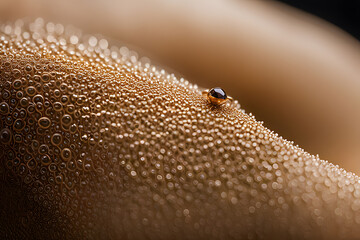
[
  {"x1": 203, "y1": 87, "x2": 231, "y2": 106},
  {"x1": 209, "y1": 88, "x2": 227, "y2": 99},
  {"x1": 0, "y1": 128, "x2": 12, "y2": 144}
]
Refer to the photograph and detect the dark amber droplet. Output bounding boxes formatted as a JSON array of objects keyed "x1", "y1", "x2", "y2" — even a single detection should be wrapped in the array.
[
  {"x1": 51, "y1": 133, "x2": 63, "y2": 146},
  {"x1": 38, "y1": 117, "x2": 51, "y2": 129},
  {"x1": 61, "y1": 114, "x2": 73, "y2": 126},
  {"x1": 0, "y1": 128, "x2": 12, "y2": 144},
  {"x1": 13, "y1": 119, "x2": 25, "y2": 131},
  {"x1": 61, "y1": 148, "x2": 72, "y2": 161},
  {"x1": 0, "y1": 102, "x2": 9, "y2": 115},
  {"x1": 209, "y1": 88, "x2": 227, "y2": 100},
  {"x1": 206, "y1": 87, "x2": 230, "y2": 105}
]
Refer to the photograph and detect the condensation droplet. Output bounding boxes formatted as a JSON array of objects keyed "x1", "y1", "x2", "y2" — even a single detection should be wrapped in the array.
[{"x1": 38, "y1": 117, "x2": 51, "y2": 129}]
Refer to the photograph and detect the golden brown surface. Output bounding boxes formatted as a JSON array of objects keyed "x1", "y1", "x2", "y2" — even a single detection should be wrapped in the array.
[
  {"x1": 1, "y1": 0, "x2": 360, "y2": 174},
  {"x1": 1, "y1": 19, "x2": 360, "y2": 239}
]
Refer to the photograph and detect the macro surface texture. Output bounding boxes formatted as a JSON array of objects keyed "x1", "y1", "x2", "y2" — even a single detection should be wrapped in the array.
[{"x1": 1, "y1": 20, "x2": 360, "y2": 239}]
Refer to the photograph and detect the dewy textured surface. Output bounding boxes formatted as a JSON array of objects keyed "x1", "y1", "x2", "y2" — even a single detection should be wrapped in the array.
[{"x1": 0, "y1": 19, "x2": 360, "y2": 239}]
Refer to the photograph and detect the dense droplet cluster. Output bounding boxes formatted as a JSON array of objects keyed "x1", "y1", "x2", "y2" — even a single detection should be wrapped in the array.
[{"x1": 1, "y1": 19, "x2": 360, "y2": 239}]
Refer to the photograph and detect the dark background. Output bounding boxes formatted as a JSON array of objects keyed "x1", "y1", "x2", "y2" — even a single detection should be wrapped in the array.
[{"x1": 276, "y1": 0, "x2": 360, "y2": 40}]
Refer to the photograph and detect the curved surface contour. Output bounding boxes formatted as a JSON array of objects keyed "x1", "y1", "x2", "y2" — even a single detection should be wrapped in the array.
[{"x1": 0, "y1": 20, "x2": 360, "y2": 239}]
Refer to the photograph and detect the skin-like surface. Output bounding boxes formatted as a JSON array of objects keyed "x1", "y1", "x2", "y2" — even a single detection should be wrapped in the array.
[
  {"x1": 1, "y1": 0, "x2": 360, "y2": 172},
  {"x1": 1, "y1": 20, "x2": 360, "y2": 239}
]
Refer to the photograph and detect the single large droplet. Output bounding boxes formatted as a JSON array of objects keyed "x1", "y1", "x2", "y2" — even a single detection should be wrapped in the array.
[
  {"x1": 209, "y1": 88, "x2": 227, "y2": 100},
  {"x1": 205, "y1": 87, "x2": 230, "y2": 106}
]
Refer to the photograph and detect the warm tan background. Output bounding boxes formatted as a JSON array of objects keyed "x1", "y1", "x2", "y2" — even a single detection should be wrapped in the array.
[{"x1": 1, "y1": 0, "x2": 360, "y2": 173}]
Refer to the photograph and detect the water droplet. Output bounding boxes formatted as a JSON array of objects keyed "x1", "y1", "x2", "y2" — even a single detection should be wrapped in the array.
[
  {"x1": 0, "y1": 128, "x2": 12, "y2": 144},
  {"x1": 12, "y1": 79, "x2": 22, "y2": 89},
  {"x1": 15, "y1": 91, "x2": 23, "y2": 99},
  {"x1": 41, "y1": 155, "x2": 51, "y2": 165},
  {"x1": 41, "y1": 73, "x2": 50, "y2": 83},
  {"x1": 0, "y1": 102, "x2": 9, "y2": 115},
  {"x1": 61, "y1": 148, "x2": 72, "y2": 161},
  {"x1": 33, "y1": 94, "x2": 44, "y2": 104},
  {"x1": 39, "y1": 144, "x2": 49, "y2": 154},
  {"x1": 51, "y1": 133, "x2": 62, "y2": 146},
  {"x1": 69, "y1": 124, "x2": 77, "y2": 134},
  {"x1": 203, "y1": 87, "x2": 231, "y2": 106},
  {"x1": 60, "y1": 95, "x2": 69, "y2": 104},
  {"x1": 38, "y1": 117, "x2": 51, "y2": 129},
  {"x1": 2, "y1": 90, "x2": 10, "y2": 100},
  {"x1": 25, "y1": 86, "x2": 36, "y2": 96},
  {"x1": 25, "y1": 64, "x2": 33, "y2": 72},
  {"x1": 53, "y1": 102, "x2": 63, "y2": 111},
  {"x1": 20, "y1": 97, "x2": 29, "y2": 107},
  {"x1": 13, "y1": 119, "x2": 25, "y2": 131},
  {"x1": 61, "y1": 114, "x2": 72, "y2": 127}
]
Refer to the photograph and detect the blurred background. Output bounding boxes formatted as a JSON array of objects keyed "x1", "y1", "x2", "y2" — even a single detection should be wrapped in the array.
[
  {"x1": 0, "y1": 0, "x2": 359, "y2": 173},
  {"x1": 276, "y1": 0, "x2": 360, "y2": 40}
]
